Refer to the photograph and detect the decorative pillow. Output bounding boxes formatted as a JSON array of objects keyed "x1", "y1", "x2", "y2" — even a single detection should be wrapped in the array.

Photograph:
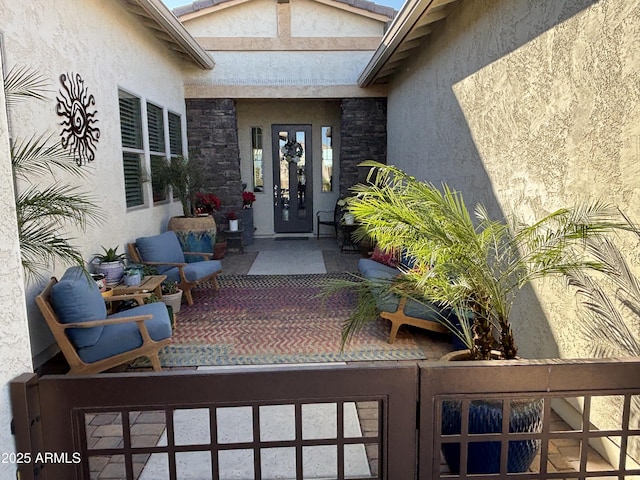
[
  {"x1": 371, "y1": 246, "x2": 399, "y2": 268},
  {"x1": 50, "y1": 266, "x2": 106, "y2": 348}
]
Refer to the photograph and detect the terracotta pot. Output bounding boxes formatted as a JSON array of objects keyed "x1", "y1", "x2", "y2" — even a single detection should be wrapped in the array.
[{"x1": 213, "y1": 241, "x2": 227, "y2": 260}]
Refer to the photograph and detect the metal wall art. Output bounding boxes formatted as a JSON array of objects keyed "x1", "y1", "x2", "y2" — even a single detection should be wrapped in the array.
[{"x1": 56, "y1": 73, "x2": 100, "y2": 166}]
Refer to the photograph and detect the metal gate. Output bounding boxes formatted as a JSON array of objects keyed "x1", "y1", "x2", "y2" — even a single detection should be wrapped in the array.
[
  {"x1": 11, "y1": 359, "x2": 640, "y2": 479},
  {"x1": 11, "y1": 364, "x2": 418, "y2": 480}
]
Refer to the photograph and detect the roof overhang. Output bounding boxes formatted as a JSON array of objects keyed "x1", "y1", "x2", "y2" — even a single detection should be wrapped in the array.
[
  {"x1": 118, "y1": 0, "x2": 215, "y2": 69},
  {"x1": 358, "y1": 0, "x2": 459, "y2": 86}
]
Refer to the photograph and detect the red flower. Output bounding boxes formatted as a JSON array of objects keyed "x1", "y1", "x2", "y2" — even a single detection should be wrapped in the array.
[
  {"x1": 195, "y1": 192, "x2": 221, "y2": 213},
  {"x1": 242, "y1": 191, "x2": 256, "y2": 207}
]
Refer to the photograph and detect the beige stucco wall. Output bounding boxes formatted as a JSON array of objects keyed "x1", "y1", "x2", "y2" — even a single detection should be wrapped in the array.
[
  {"x1": 1, "y1": 0, "x2": 188, "y2": 363},
  {"x1": 0, "y1": 48, "x2": 33, "y2": 480},
  {"x1": 291, "y1": 0, "x2": 387, "y2": 37},
  {"x1": 182, "y1": 0, "x2": 389, "y2": 98},
  {"x1": 387, "y1": 0, "x2": 640, "y2": 361},
  {"x1": 236, "y1": 99, "x2": 341, "y2": 236},
  {"x1": 183, "y1": 0, "x2": 386, "y2": 38},
  {"x1": 181, "y1": 0, "x2": 278, "y2": 36}
]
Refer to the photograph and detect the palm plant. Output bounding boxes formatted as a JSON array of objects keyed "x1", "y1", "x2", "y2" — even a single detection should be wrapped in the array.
[
  {"x1": 153, "y1": 155, "x2": 203, "y2": 217},
  {"x1": 5, "y1": 66, "x2": 102, "y2": 281},
  {"x1": 339, "y1": 161, "x2": 634, "y2": 360}
]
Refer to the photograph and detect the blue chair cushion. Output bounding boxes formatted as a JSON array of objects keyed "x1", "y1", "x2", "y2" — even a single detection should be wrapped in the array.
[
  {"x1": 358, "y1": 258, "x2": 399, "y2": 278},
  {"x1": 163, "y1": 260, "x2": 222, "y2": 284},
  {"x1": 50, "y1": 266, "x2": 106, "y2": 348},
  {"x1": 135, "y1": 231, "x2": 185, "y2": 275},
  {"x1": 76, "y1": 302, "x2": 172, "y2": 364}
]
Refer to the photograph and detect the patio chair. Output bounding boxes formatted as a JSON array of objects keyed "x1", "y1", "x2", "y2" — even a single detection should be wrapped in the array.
[
  {"x1": 36, "y1": 266, "x2": 172, "y2": 374},
  {"x1": 316, "y1": 199, "x2": 342, "y2": 238},
  {"x1": 128, "y1": 231, "x2": 222, "y2": 306}
]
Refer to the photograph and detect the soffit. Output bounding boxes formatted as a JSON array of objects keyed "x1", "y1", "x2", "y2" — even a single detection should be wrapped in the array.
[
  {"x1": 118, "y1": 0, "x2": 215, "y2": 69},
  {"x1": 358, "y1": 0, "x2": 460, "y2": 86}
]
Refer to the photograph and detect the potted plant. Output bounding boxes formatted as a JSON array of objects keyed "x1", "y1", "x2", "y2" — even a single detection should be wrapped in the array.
[
  {"x1": 195, "y1": 192, "x2": 221, "y2": 216},
  {"x1": 241, "y1": 191, "x2": 256, "y2": 245},
  {"x1": 160, "y1": 280, "x2": 183, "y2": 314},
  {"x1": 227, "y1": 211, "x2": 239, "y2": 232},
  {"x1": 334, "y1": 161, "x2": 635, "y2": 473},
  {"x1": 123, "y1": 267, "x2": 142, "y2": 287},
  {"x1": 154, "y1": 156, "x2": 218, "y2": 261},
  {"x1": 92, "y1": 246, "x2": 126, "y2": 286}
]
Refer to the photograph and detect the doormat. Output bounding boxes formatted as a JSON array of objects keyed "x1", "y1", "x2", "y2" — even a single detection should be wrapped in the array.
[
  {"x1": 133, "y1": 274, "x2": 453, "y2": 367},
  {"x1": 274, "y1": 236, "x2": 309, "y2": 241}
]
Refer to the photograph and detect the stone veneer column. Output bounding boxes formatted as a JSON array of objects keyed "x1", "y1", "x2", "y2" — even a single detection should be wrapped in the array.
[
  {"x1": 339, "y1": 98, "x2": 387, "y2": 198},
  {"x1": 186, "y1": 99, "x2": 243, "y2": 228}
]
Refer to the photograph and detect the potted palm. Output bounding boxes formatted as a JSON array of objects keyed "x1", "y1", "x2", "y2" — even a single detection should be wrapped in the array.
[
  {"x1": 335, "y1": 161, "x2": 635, "y2": 473},
  {"x1": 154, "y1": 156, "x2": 217, "y2": 261}
]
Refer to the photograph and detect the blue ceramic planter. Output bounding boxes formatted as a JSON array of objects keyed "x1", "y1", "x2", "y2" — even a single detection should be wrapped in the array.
[
  {"x1": 168, "y1": 216, "x2": 217, "y2": 264},
  {"x1": 441, "y1": 398, "x2": 543, "y2": 474}
]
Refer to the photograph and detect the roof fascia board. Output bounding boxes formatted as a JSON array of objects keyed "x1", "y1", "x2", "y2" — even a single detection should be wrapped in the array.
[
  {"x1": 313, "y1": 0, "x2": 394, "y2": 22},
  {"x1": 358, "y1": 0, "x2": 432, "y2": 86},
  {"x1": 134, "y1": 0, "x2": 215, "y2": 69},
  {"x1": 177, "y1": 0, "x2": 255, "y2": 22}
]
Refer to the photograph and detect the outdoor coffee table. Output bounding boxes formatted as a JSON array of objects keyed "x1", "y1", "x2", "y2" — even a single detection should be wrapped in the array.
[{"x1": 112, "y1": 274, "x2": 167, "y2": 305}]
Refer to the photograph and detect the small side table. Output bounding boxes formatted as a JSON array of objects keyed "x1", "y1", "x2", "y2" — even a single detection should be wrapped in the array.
[
  {"x1": 112, "y1": 274, "x2": 167, "y2": 303},
  {"x1": 340, "y1": 223, "x2": 360, "y2": 252},
  {"x1": 224, "y1": 229, "x2": 244, "y2": 253}
]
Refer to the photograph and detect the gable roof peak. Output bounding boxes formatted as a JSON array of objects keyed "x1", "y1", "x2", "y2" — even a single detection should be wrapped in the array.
[{"x1": 174, "y1": 0, "x2": 397, "y2": 21}]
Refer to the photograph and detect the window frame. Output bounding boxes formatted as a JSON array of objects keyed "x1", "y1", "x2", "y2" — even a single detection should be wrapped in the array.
[{"x1": 118, "y1": 89, "x2": 185, "y2": 210}]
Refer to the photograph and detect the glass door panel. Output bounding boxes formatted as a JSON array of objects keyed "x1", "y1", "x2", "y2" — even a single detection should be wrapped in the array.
[{"x1": 272, "y1": 125, "x2": 313, "y2": 233}]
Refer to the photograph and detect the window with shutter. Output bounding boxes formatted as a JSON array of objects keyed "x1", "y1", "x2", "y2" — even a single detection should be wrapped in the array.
[
  {"x1": 168, "y1": 112, "x2": 183, "y2": 156},
  {"x1": 123, "y1": 152, "x2": 144, "y2": 208},
  {"x1": 147, "y1": 102, "x2": 167, "y2": 202},
  {"x1": 119, "y1": 91, "x2": 145, "y2": 208}
]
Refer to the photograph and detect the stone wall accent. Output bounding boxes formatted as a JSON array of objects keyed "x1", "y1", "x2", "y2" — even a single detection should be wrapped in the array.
[
  {"x1": 339, "y1": 98, "x2": 387, "y2": 199},
  {"x1": 186, "y1": 98, "x2": 243, "y2": 228}
]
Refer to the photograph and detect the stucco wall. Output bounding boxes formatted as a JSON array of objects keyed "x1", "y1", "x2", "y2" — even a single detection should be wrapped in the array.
[
  {"x1": 181, "y1": 0, "x2": 277, "y2": 36},
  {"x1": 236, "y1": 99, "x2": 341, "y2": 236},
  {"x1": 0, "y1": 48, "x2": 33, "y2": 480},
  {"x1": 181, "y1": 0, "x2": 389, "y2": 98},
  {"x1": 183, "y1": 0, "x2": 385, "y2": 38},
  {"x1": 291, "y1": 0, "x2": 387, "y2": 37},
  {"x1": 1, "y1": 0, "x2": 188, "y2": 362},
  {"x1": 387, "y1": 0, "x2": 640, "y2": 361}
]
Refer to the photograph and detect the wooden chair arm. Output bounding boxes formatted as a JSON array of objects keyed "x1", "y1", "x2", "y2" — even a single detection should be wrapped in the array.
[
  {"x1": 61, "y1": 314, "x2": 153, "y2": 329},
  {"x1": 183, "y1": 251, "x2": 213, "y2": 260},
  {"x1": 139, "y1": 260, "x2": 187, "y2": 268}
]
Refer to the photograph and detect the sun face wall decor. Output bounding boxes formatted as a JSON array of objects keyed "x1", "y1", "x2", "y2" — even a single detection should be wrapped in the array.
[{"x1": 56, "y1": 73, "x2": 100, "y2": 165}]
